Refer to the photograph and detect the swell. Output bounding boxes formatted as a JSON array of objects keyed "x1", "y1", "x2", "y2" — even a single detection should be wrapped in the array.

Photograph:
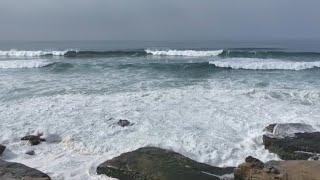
[
  {"x1": 209, "y1": 58, "x2": 320, "y2": 70},
  {"x1": 1, "y1": 49, "x2": 320, "y2": 58},
  {"x1": 220, "y1": 50, "x2": 320, "y2": 59}
]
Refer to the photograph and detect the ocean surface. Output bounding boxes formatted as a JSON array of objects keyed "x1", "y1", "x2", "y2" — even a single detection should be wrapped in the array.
[{"x1": 1, "y1": 40, "x2": 320, "y2": 179}]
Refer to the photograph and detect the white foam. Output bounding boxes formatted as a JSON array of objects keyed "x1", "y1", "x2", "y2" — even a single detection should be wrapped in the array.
[
  {"x1": 272, "y1": 123, "x2": 317, "y2": 138},
  {"x1": 145, "y1": 49, "x2": 223, "y2": 57},
  {"x1": 0, "y1": 60, "x2": 53, "y2": 69},
  {"x1": 1, "y1": 84, "x2": 320, "y2": 179},
  {"x1": 0, "y1": 50, "x2": 67, "y2": 57},
  {"x1": 209, "y1": 58, "x2": 320, "y2": 70}
]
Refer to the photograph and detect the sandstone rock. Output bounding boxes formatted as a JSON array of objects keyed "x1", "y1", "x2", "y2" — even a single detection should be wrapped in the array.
[
  {"x1": 97, "y1": 147, "x2": 234, "y2": 180},
  {"x1": 234, "y1": 157, "x2": 320, "y2": 180},
  {"x1": 263, "y1": 123, "x2": 320, "y2": 160},
  {"x1": 21, "y1": 134, "x2": 46, "y2": 146},
  {"x1": 0, "y1": 145, "x2": 5, "y2": 156},
  {"x1": 0, "y1": 160, "x2": 51, "y2": 179}
]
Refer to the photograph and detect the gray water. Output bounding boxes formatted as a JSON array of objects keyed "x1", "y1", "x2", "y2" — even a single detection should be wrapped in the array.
[{"x1": 1, "y1": 40, "x2": 320, "y2": 179}]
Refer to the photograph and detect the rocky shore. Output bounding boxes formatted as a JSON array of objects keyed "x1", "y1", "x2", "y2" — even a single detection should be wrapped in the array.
[
  {"x1": 1, "y1": 122, "x2": 319, "y2": 179},
  {"x1": 96, "y1": 123, "x2": 320, "y2": 180}
]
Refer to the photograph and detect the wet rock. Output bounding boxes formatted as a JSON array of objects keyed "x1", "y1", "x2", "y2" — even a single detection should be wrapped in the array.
[
  {"x1": 263, "y1": 123, "x2": 320, "y2": 160},
  {"x1": 263, "y1": 123, "x2": 276, "y2": 133},
  {"x1": 97, "y1": 147, "x2": 234, "y2": 180},
  {"x1": 234, "y1": 157, "x2": 320, "y2": 180},
  {"x1": 245, "y1": 156, "x2": 264, "y2": 169},
  {"x1": 21, "y1": 133, "x2": 46, "y2": 146},
  {"x1": 25, "y1": 150, "x2": 35, "y2": 156},
  {"x1": 0, "y1": 145, "x2": 5, "y2": 156},
  {"x1": 117, "y1": 119, "x2": 132, "y2": 127},
  {"x1": 0, "y1": 160, "x2": 51, "y2": 179}
]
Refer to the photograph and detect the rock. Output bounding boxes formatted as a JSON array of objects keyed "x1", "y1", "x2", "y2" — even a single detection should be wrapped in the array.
[
  {"x1": 263, "y1": 123, "x2": 276, "y2": 133},
  {"x1": 0, "y1": 160, "x2": 51, "y2": 179},
  {"x1": 117, "y1": 119, "x2": 132, "y2": 127},
  {"x1": 263, "y1": 123, "x2": 320, "y2": 160},
  {"x1": 0, "y1": 145, "x2": 5, "y2": 156},
  {"x1": 309, "y1": 155, "x2": 319, "y2": 161},
  {"x1": 25, "y1": 150, "x2": 35, "y2": 156},
  {"x1": 97, "y1": 147, "x2": 234, "y2": 180},
  {"x1": 268, "y1": 123, "x2": 317, "y2": 138},
  {"x1": 21, "y1": 134, "x2": 46, "y2": 146},
  {"x1": 245, "y1": 156, "x2": 264, "y2": 169},
  {"x1": 234, "y1": 157, "x2": 320, "y2": 180}
]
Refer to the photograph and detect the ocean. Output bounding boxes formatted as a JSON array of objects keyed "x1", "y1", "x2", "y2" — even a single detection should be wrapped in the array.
[{"x1": 1, "y1": 40, "x2": 320, "y2": 179}]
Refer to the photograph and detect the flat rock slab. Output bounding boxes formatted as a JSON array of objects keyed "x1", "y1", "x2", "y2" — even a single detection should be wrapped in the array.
[
  {"x1": 97, "y1": 147, "x2": 234, "y2": 180},
  {"x1": 263, "y1": 123, "x2": 320, "y2": 160},
  {"x1": 0, "y1": 160, "x2": 51, "y2": 180},
  {"x1": 235, "y1": 157, "x2": 320, "y2": 180}
]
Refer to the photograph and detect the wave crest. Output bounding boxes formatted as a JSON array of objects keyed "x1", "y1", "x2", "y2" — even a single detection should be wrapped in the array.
[
  {"x1": 145, "y1": 49, "x2": 224, "y2": 57},
  {"x1": 0, "y1": 60, "x2": 54, "y2": 69},
  {"x1": 209, "y1": 58, "x2": 320, "y2": 70},
  {"x1": 0, "y1": 50, "x2": 68, "y2": 57}
]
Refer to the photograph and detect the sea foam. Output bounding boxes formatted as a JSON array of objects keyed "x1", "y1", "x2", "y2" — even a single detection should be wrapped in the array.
[
  {"x1": 0, "y1": 50, "x2": 67, "y2": 57},
  {"x1": 145, "y1": 49, "x2": 224, "y2": 57},
  {"x1": 0, "y1": 60, "x2": 53, "y2": 69},
  {"x1": 209, "y1": 58, "x2": 320, "y2": 70}
]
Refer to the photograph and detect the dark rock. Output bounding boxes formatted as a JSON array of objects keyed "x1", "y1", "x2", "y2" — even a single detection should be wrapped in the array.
[
  {"x1": 245, "y1": 156, "x2": 264, "y2": 169},
  {"x1": 263, "y1": 123, "x2": 276, "y2": 133},
  {"x1": 117, "y1": 119, "x2": 132, "y2": 127},
  {"x1": 25, "y1": 150, "x2": 35, "y2": 156},
  {"x1": 263, "y1": 123, "x2": 320, "y2": 160},
  {"x1": 21, "y1": 134, "x2": 46, "y2": 146},
  {"x1": 97, "y1": 147, "x2": 234, "y2": 180},
  {"x1": 234, "y1": 158, "x2": 320, "y2": 180},
  {"x1": 0, "y1": 160, "x2": 51, "y2": 179},
  {"x1": 0, "y1": 145, "x2": 5, "y2": 156},
  {"x1": 263, "y1": 131, "x2": 320, "y2": 160}
]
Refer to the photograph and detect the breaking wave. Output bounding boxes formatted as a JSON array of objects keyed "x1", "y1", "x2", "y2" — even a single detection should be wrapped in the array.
[
  {"x1": 209, "y1": 58, "x2": 320, "y2": 70},
  {"x1": 145, "y1": 49, "x2": 224, "y2": 57},
  {"x1": 0, "y1": 60, "x2": 54, "y2": 69},
  {"x1": 1, "y1": 49, "x2": 320, "y2": 59},
  {"x1": 0, "y1": 50, "x2": 67, "y2": 57}
]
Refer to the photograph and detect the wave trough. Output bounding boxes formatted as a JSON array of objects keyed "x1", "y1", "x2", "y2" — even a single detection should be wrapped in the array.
[{"x1": 209, "y1": 58, "x2": 320, "y2": 70}]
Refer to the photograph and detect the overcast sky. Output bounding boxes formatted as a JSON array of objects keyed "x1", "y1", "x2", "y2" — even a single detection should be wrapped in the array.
[{"x1": 1, "y1": 0, "x2": 320, "y2": 41}]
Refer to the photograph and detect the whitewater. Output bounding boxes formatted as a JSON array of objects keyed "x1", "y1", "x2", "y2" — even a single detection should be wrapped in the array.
[{"x1": 1, "y1": 46, "x2": 320, "y2": 180}]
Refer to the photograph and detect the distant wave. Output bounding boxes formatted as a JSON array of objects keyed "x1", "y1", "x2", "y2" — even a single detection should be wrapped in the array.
[
  {"x1": 0, "y1": 49, "x2": 223, "y2": 57},
  {"x1": 145, "y1": 49, "x2": 224, "y2": 57},
  {"x1": 1, "y1": 49, "x2": 320, "y2": 58},
  {"x1": 0, "y1": 50, "x2": 67, "y2": 57},
  {"x1": 220, "y1": 50, "x2": 320, "y2": 58},
  {"x1": 209, "y1": 58, "x2": 320, "y2": 70},
  {"x1": 0, "y1": 60, "x2": 54, "y2": 69}
]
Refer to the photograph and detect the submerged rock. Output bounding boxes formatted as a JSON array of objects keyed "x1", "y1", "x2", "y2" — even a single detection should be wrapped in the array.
[
  {"x1": 234, "y1": 156, "x2": 320, "y2": 180},
  {"x1": 21, "y1": 134, "x2": 46, "y2": 146},
  {"x1": 97, "y1": 147, "x2": 234, "y2": 180},
  {"x1": 0, "y1": 145, "x2": 5, "y2": 156},
  {"x1": 0, "y1": 160, "x2": 51, "y2": 179},
  {"x1": 117, "y1": 119, "x2": 132, "y2": 127},
  {"x1": 263, "y1": 123, "x2": 320, "y2": 160},
  {"x1": 25, "y1": 150, "x2": 35, "y2": 156}
]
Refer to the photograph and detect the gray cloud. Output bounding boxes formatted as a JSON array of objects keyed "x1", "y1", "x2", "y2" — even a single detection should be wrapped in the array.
[{"x1": 1, "y1": 0, "x2": 320, "y2": 41}]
